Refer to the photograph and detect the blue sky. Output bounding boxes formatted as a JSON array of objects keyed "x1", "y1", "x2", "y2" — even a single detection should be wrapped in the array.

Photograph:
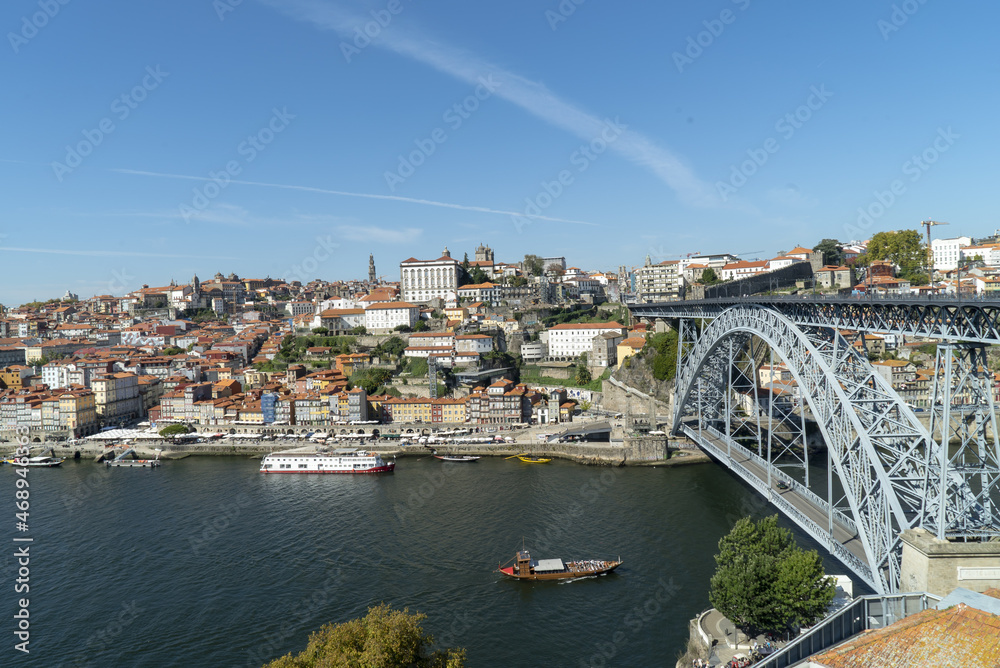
[{"x1": 2, "y1": 0, "x2": 997, "y2": 306}]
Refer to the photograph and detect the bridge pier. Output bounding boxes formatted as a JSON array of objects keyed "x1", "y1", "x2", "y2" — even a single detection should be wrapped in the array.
[{"x1": 900, "y1": 528, "x2": 1000, "y2": 597}]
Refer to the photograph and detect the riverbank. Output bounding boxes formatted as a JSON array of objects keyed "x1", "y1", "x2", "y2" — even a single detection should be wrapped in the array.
[{"x1": 0, "y1": 440, "x2": 710, "y2": 467}]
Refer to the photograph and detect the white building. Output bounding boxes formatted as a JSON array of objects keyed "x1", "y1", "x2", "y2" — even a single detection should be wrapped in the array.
[
  {"x1": 719, "y1": 260, "x2": 769, "y2": 281},
  {"x1": 634, "y1": 258, "x2": 682, "y2": 302},
  {"x1": 400, "y1": 248, "x2": 460, "y2": 304},
  {"x1": 932, "y1": 236, "x2": 972, "y2": 272},
  {"x1": 456, "y1": 334, "x2": 493, "y2": 354},
  {"x1": 364, "y1": 302, "x2": 419, "y2": 333},
  {"x1": 547, "y1": 322, "x2": 627, "y2": 360},
  {"x1": 961, "y1": 243, "x2": 1000, "y2": 267}
]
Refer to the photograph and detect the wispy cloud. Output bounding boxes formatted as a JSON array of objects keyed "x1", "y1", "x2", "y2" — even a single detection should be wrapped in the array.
[
  {"x1": 261, "y1": 0, "x2": 718, "y2": 207},
  {"x1": 109, "y1": 168, "x2": 600, "y2": 226},
  {"x1": 0, "y1": 246, "x2": 238, "y2": 260},
  {"x1": 337, "y1": 225, "x2": 422, "y2": 244}
]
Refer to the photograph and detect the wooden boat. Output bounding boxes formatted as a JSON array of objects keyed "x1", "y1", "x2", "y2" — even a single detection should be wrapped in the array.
[
  {"x1": 433, "y1": 455, "x2": 481, "y2": 462},
  {"x1": 517, "y1": 455, "x2": 551, "y2": 464},
  {"x1": 498, "y1": 547, "x2": 622, "y2": 581}
]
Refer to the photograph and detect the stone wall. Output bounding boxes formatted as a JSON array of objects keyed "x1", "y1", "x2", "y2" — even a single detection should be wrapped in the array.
[{"x1": 900, "y1": 528, "x2": 1000, "y2": 596}]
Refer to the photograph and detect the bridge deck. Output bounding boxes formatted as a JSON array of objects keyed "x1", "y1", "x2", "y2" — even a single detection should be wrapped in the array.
[{"x1": 681, "y1": 421, "x2": 877, "y2": 591}]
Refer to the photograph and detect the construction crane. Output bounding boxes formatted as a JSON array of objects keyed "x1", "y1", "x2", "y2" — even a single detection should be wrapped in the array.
[{"x1": 921, "y1": 219, "x2": 948, "y2": 277}]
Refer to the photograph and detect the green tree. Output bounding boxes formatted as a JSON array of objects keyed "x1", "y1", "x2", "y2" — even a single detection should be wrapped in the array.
[
  {"x1": 312, "y1": 327, "x2": 329, "y2": 335},
  {"x1": 161, "y1": 347, "x2": 184, "y2": 356},
  {"x1": 262, "y1": 603, "x2": 465, "y2": 668},
  {"x1": 394, "y1": 324, "x2": 412, "y2": 333},
  {"x1": 523, "y1": 254, "x2": 544, "y2": 276},
  {"x1": 575, "y1": 367, "x2": 592, "y2": 386},
  {"x1": 709, "y1": 516, "x2": 835, "y2": 636},
  {"x1": 412, "y1": 321, "x2": 428, "y2": 332},
  {"x1": 159, "y1": 424, "x2": 190, "y2": 438},
  {"x1": 350, "y1": 326, "x2": 367, "y2": 335},
  {"x1": 812, "y1": 239, "x2": 842, "y2": 266},
  {"x1": 376, "y1": 337, "x2": 406, "y2": 360},
  {"x1": 865, "y1": 229, "x2": 926, "y2": 278},
  {"x1": 697, "y1": 268, "x2": 721, "y2": 286}
]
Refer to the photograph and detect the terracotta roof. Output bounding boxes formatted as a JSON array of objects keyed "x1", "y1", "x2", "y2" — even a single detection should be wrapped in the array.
[
  {"x1": 365, "y1": 302, "x2": 418, "y2": 310},
  {"x1": 549, "y1": 322, "x2": 624, "y2": 330},
  {"x1": 810, "y1": 603, "x2": 1000, "y2": 667}
]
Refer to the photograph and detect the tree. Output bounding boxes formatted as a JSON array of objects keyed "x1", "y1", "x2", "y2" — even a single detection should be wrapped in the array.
[
  {"x1": 697, "y1": 268, "x2": 721, "y2": 286},
  {"x1": 523, "y1": 254, "x2": 544, "y2": 276},
  {"x1": 412, "y1": 321, "x2": 428, "y2": 332},
  {"x1": 709, "y1": 516, "x2": 835, "y2": 636},
  {"x1": 312, "y1": 327, "x2": 329, "y2": 335},
  {"x1": 575, "y1": 367, "x2": 592, "y2": 386},
  {"x1": 376, "y1": 337, "x2": 406, "y2": 359},
  {"x1": 262, "y1": 603, "x2": 465, "y2": 668},
  {"x1": 350, "y1": 326, "x2": 367, "y2": 335},
  {"x1": 394, "y1": 324, "x2": 412, "y2": 333},
  {"x1": 865, "y1": 230, "x2": 926, "y2": 278},
  {"x1": 159, "y1": 424, "x2": 190, "y2": 438},
  {"x1": 812, "y1": 239, "x2": 842, "y2": 266},
  {"x1": 161, "y1": 347, "x2": 184, "y2": 356}
]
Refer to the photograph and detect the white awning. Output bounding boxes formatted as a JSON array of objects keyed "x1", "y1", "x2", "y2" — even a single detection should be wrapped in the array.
[{"x1": 534, "y1": 558, "x2": 565, "y2": 572}]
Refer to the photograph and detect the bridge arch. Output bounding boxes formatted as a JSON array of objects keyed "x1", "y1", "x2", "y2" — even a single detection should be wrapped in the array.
[{"x1": 673, "y1": 305, "x2": 957, "y2": 593}]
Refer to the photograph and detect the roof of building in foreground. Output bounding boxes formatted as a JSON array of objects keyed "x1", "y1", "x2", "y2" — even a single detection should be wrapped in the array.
[{"x1": 810, "y1": 588, "x2": 1000, "y2": 668}]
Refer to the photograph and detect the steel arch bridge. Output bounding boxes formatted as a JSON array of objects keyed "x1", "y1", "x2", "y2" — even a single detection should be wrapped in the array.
[{"x1": 636, "y1": 301, "x2": 1000, "y2": 594}]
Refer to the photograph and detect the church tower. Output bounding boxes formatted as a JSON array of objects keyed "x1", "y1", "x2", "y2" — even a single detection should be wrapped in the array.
[{"x1": 369, "y1": 254, "x2": 377, "y2": 283}]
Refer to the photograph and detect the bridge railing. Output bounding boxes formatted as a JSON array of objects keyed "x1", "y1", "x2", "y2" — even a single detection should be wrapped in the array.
[
  {"x1": 702, "y1": 425, "x2": 858, "y2": 535},
  {"x1": 753, "y1": 592, "x2": 941, "y2": 668},
  {"x1": 687, "y1": 425, "x2": 878, "y2": 591}
]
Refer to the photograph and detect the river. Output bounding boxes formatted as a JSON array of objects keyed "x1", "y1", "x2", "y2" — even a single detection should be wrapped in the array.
[{"x1": 2, "y1": 455, "x2": 853, "y2": 667}]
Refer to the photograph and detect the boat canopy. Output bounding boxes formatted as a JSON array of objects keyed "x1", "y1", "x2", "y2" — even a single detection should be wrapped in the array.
[{"x1": 534, "y1": 558, "x2": 565, "y2": 572}]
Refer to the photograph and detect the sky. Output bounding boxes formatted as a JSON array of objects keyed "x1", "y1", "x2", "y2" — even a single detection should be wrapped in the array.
[{"x1": 2, "y1": 0, "x2": 998, "y2": 306}]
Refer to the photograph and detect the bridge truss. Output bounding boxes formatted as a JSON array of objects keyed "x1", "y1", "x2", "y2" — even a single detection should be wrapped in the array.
[{"x1": 666, "y1": 305, "x2": 1000, "y2": 594}]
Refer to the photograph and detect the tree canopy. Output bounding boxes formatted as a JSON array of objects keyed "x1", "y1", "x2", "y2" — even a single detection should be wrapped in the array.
[
  {"x1": 522, "y1": 254, "x2": 545, "y2": 276},
  {"x1": 262, "y1": 604, "x2": 465, "y2": 668},
  {"x1": 696, "y1": 268, "x2": 721, "y2": 286},
  {"x1": 812, "y1": 239, "x2": 842, "y2": 266},
  {"x1": 863, "y1": 230, "x2": 926, "y2": 278},
  {"x1": 159, "y1": 424, "x2": 190, "y2": 437},
  {"x1": 709, "y1": 516, "x2": 835, "y2": 636}
]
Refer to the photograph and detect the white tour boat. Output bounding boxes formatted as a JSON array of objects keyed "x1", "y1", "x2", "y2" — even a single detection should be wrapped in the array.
[{"x1": 259, "y1": 449, "x2": 395, "y2": 474}]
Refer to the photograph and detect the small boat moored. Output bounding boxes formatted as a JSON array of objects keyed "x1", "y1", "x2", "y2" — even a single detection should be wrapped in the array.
[
  {"x1": 16, "y1": 456, "x2": 64, "y2": 467},
  {"x1": 498, "y1": 546, "x2": 621, "y2": 581},
  {"x1": 433, "y1": 455, "x2": 481, "y2": 462},
  {"x1": 516, "y1": 455, "x2": 551, "y2": 464}
]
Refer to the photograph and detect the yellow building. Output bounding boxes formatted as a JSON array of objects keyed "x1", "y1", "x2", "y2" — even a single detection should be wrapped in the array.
[{"x1": 616, "y1": 337, "x2": 646, "y2": 368}]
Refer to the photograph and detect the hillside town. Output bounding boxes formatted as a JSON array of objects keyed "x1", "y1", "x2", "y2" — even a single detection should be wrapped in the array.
[{"x1": 0, "y1": 230, "x2": 997, "y2": 443}]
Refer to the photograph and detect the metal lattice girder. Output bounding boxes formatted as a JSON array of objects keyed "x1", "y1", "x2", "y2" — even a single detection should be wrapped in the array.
[
  {"x1": 928, "y1": 343, "x2": 1000, "y2": 539},
  {"x1": 632, "y1": 296, "x2": 1000, "y2": 345},
  {"x1": 672, "y1": 305, "x2": 965, "y2": 594}
]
